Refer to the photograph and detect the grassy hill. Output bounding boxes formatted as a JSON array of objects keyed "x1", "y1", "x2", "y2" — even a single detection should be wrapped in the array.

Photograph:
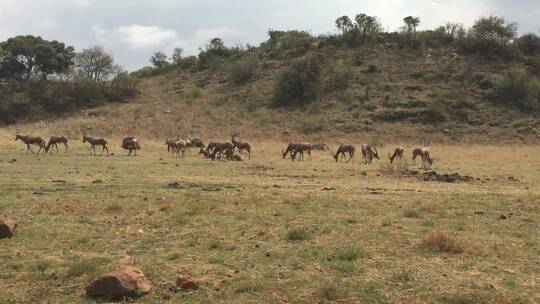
[{"x1": 4, "y1": 32, "x2": 540, "y2": 145}]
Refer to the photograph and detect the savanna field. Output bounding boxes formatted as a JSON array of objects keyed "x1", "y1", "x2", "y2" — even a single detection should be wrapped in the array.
[{"x1": 0, "y1": 132, "x2": 538, "y2": 303}]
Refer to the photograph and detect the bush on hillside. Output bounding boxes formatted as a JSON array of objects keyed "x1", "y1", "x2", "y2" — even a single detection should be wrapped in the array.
[
  {"x1": 230, "y1": 58, "x2": 258, "y2": 83},
  {"x1": 493, "y1": 66, "x2": 540, "y2": 112},
  {"x1": 322, "y1": 61, "x2": 351, "y2": 92},
  {"x1": 272, "y1": 54, "x2": 323, "y2": 107}
]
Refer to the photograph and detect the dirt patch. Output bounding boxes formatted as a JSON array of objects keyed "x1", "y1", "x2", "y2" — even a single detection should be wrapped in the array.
[{"x1": 402, "y1": 170, "x2": 476, "y2": 183}]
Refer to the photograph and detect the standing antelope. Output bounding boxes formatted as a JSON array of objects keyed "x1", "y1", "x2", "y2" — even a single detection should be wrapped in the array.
[
  {"x1": 15, "y1": 130, "x2": 46, "y2": 154},
  {"x1": 231, "y1": 134, "x2": 252, "y2": 160},
  {"x1": 82, "y1": 129, "x2": 109, "y2": 156},
  {"x1": 361, "y1": 144, "x2": 379, "y2": 164},
  {"x1": 45, "y1": 136, "x2": 68, "y2": 154},
  {"x1": 332, "y1": 144, "x2": 356, "y2": 162},
  {"x1": 283, "y1": 142, "x2": 312, "y2": 161},
  {"x1": 388, "y1": 146, "x2": 404, "y2": 164},
  {"x1": 122, "y1": 137, "x2": 140, "y2": 156}
]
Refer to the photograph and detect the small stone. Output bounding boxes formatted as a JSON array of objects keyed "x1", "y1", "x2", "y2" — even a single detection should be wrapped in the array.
[
  {"x1": 86, "y1": 266, "x2": 151, "y2": 299},
  {"x1": 175, "y1": 277, "x2": 199, "y2": 291},
  {"x1": 500, "y1": 214, "x2": 507, "y2": 220}
]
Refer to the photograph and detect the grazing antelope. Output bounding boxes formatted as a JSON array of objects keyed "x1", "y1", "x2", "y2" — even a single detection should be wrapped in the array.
[
  {"x1": 361, "y1": 144, "x2": 379, "y2": 164},
  {"x1": 165, "y1": 139, "x2": 177, "y2": 154},
  {"x1": 231, "y1": 134, "x2": 252, "y2": 160},
  {"x1": 412, "y1": 147, "x2": 433, "y2": 169},
  {"x1": 82, "y1": 128, "x2": 109, "y2": 156},
  {"x1": 332, "y1": 144, "x2": 356, "y2": 162},
  {"x1": 45, "y1": 136, "x2": 68, "y2": 154},
  {"x1": 388, "y1": 146, "x2": 404, "y2": 164},
  {"x1": 199, "y1": 147, "x2": 212, "y2": 159},
  {"x1": 210, "y1": 142, "x2": 235, "y2": 161},
  {"x1": 15, "y1": 130, "x2": 46, "y2": 154},
  {"x1": 190, "y1": 138, "x2": 205, "y2": 149},
  {"x1": 122, "y1": 137, "x2": 140, "y2": 156},
  {"x1": 283, "y1": 142, "x2": 312, "y2": 161}
]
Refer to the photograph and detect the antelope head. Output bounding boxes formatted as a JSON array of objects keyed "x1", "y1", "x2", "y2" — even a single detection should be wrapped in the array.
[
  {"x1": 372, "y1": 146, "x2": 379, "y2": 159},
  {"x1": 15, "y1": 129, "x2": 21, "y2": 140}
]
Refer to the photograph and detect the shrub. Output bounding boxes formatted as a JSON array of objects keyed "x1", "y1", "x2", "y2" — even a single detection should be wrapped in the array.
[
  {"x1": 423, "y1": 99, "x2": 448, "y2": 123},
  {"x1": 334, "y1": 247, "x2": 366, "y2": 261},
  {"x1": 230, "y1": 58, "x2": 258, "y2": 83},
  {"x1": 421, "y1": 231, "x2": 464, "y2": 254},
  {"x1": 272, "y1": 55, "x2": 323, "y2": 107},
  {"x1": 323, "y1": 61, "x2": 351, "y2": 92},
  {"x1": 493, "y1": 65, "x2": 540, "y2": 112},
  {"x1": 285, "y1": 228, "x2": 309, "y2": 241},
  {"x1": 297, "y1": 118, "x2": 325, "y2": 134},
  {"x1": 517, "y1": 33, "x2": 540, "y2": 56}
]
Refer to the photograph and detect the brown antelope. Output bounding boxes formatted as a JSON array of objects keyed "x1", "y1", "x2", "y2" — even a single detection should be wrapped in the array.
[
  {"x1": 190, "y1": 138, "x2": 205, "y2": 149},
  {"x1": 15, "y1": 130, "x2": 46, "y2": 154},
  {"x1": 122, "y1": 137, "x2": 140, "y2": 156},
  {"x1": 283, "y1": 142, "x2": 312, "y2": 161},
  {"x1": 82, "y1": 128, "x2": 109, "y2": 156},
  {"x1": 413, "y1": 147, "x2": 433, "y2": 169},
  {"x1": 45, "y1": 136, "x2": 68, "y2": 154},
  {"x1": 165, "y1": 139, "x2": 177, "y2": 154},
  {"x1": 231, "y1": 134, "x2": 252, "y2": 160},
  {"x1": 361, "y1": 144, "x2": 379, "y2": 164},
  {"x1": 199, "y1": 147, "x2": 212, "y2": 159},
  {"x1": 388, "y1": 146, "x2": 404, "y2": 164},
  {"x1": 210, "y1": 142, "x2": 235, "y2": 161},
  {"x1": 332, "y1": 144, "x2": 356, "y2": 162}
]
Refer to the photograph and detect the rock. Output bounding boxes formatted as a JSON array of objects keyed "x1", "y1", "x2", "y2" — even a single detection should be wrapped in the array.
[
  {"x1": 92, "y1": 179, "x2": 103, "y2": 184},
  {"x1": 500, "y1": 215, "x2": 507, "y2": 220},
  {"x1": 0, "y1": 218, "x2": 17, "y2": 239},
  {"x1": 86, "y1": 266, "x2": 151, "y2": 299},
  {"x1": 175, "y1": 276, "x2": 199, "y2": 291}
]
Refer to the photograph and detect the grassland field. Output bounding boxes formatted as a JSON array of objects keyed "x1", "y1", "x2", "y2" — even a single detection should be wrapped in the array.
[{"x1": 0, "y1": 132, "x2": 538, "y2": 303}]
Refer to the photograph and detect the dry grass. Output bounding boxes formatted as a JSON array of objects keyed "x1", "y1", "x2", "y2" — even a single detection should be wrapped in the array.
[
  {"x1": 421, "y1": 231, "x2": 465, "y2": 254},
  {"x1": 0, "y1": 130, "x2": 539, "y2": 303}
]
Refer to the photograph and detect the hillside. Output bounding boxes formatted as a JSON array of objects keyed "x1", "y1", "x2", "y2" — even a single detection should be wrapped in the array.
[{"x1": 5, "y1": 33, "x2": 540, "y2": 144}]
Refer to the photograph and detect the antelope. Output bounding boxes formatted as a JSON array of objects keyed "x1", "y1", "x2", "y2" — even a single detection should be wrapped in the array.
[
  {"x1": 413, "y1": 147, "x2": 433, "y2": 169},
  {"x1": 388, "y1": 146, "x2": 404, "y2": 164},
  {"x1": 281, "y1": 127, "x2": 290, "y2": 136},
  {"x1": 361, "y1": 144, "x2": 379, "y2": 164},
  {"x1": 210, "y1": 142, "x2": 235, "y2": 161},
  {"x1": 190, "y1": 138, "x2": 205, "y2": 149},
  {"x1": 199, "y1": 147, "x2": 212, "y2": 159},
  {"x1": 165, "y1": 139, "x2": 177, "y2": 154},
  {"x1": 82, "y1": 128, "x2": 109, "y2": 156},
  {"x1": 45, "y1": 136, "x2": 68, "y2": 154},
  {"x1": 15, "y1": 130, "x2": 46, "y2": 154},
  {"x1": 332, "y1": 145, "x2": 356, "y2": 162},
  {"x1": 231, "y1": 134, "x2": 252, "y2": 160},
  {"x1": 173, "y1": 139, "x2": 189, "y2": 158},
  {"x1": 283, "y1": 142, "x2": 312, "y2": 161},
  {"x1": 122, "y1": 137, "x2": 140, "y2": 156}
]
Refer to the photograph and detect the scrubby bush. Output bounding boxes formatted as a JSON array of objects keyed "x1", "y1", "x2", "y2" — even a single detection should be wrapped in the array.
[
  {"x1": 517, "y1": 33, "x2": 540, "y2": 56},
  {"x1": 272, "y1": 54, "x2": 323, "y2": 107},
  {"x1": 423, "y1": 99, "x2": 448, "y2": 123},
  {"x1": 322, "y1": 61, "x2": 351, "y2": 92},
  {"x1": 230, "y1": 58, "x2": 258, "y2": 83},
  {"x1": 493, "y1": 65, "x2": 540, "y2": 112},
  {"x1": 266, "y1": 30, "x2": 313, "y2": 59}
]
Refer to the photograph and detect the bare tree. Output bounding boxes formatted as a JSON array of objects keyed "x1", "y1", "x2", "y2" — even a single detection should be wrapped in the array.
[{"x1": 75, "y1": 45, "x2": 114, "y2": 81}]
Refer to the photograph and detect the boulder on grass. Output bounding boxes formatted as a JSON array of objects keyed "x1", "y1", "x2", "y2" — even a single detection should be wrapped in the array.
[
  {"x1": 176, "y1": 276, "x2": 199, "y2": 291},
  {"x1": 86, "y1": 266, "x2": 151, "y2": 300},
  {"x1": 0, "y1": 218, "x2": 16, "y2": 239}
]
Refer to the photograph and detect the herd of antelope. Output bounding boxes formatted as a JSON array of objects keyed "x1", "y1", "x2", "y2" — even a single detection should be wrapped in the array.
[{"x1": 13, "y1": 130, "x2": 434, "y2": 169}]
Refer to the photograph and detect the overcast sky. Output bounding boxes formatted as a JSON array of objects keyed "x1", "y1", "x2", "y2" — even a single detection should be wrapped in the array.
[{"x1": 0, "y1": 0, "x2": 538, "y2": 71}]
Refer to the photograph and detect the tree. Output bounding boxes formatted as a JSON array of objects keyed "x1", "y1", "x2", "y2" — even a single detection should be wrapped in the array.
[
  {"x1": 0, "y1": 35, "x2": 75, "y2": 81},
  {"x1": 471, "y1": 16, "x2": 517, "y2": 44},
  {"x1": 335, "y1": 16, "x2": 354, "y2": 35},
  {"x1": 518, "y1": 33, "x2": 540, "y2": 56},
  {"x1": 403, "y1": 16, "x2": 421, "y2": 42},
  {"x1": 150, "y1": 51, "x2": 169, "y2": 68},
  {"x1": 75, "y1": 45, "x2": 114, "y2": 81},
  {"x1": 355, "y1": 14, "x2": 382, "y2": 40},
  {"x1": 171, "y1": 47, "x2": 183, "y2": 65}
]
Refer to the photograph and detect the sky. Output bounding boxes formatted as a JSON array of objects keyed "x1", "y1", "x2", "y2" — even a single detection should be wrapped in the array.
[{"x1": 0, "y1": 0, "x2": 538, "y2": 71}]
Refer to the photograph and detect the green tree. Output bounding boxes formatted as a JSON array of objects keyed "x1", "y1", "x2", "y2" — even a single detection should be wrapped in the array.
[
  {"x1": 150, "y1": 51, "x2": 169, "y2": 68},
  {"x1": 518, "y1": 33, "x2": 540, "y2": 56},
  {"x1": 171, "y1": 47, "x2": 183, "y2": 65},
  {"x1": 335, "y1": 16, "x2": 355, "y2": 35},
  {"x1": 0, "y1": 35, "x2": 75, "y2": 81},
  {"x1": 355, "y1": 14, "x2": 381, "y2": 40},
  {"x1": 403, "y1": 16, "x2": 421, "y2": 43},
  {"x1": 470, "y1": 16, "x2": 517, "y2": 44},
  {"x1": 75, "y1": 45, "x2": 115, "y2": 81}
]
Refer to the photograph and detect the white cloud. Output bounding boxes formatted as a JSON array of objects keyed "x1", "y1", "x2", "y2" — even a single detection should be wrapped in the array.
[{"x1": 93, "y1": 25, "x2": 179, "y2": 49}]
